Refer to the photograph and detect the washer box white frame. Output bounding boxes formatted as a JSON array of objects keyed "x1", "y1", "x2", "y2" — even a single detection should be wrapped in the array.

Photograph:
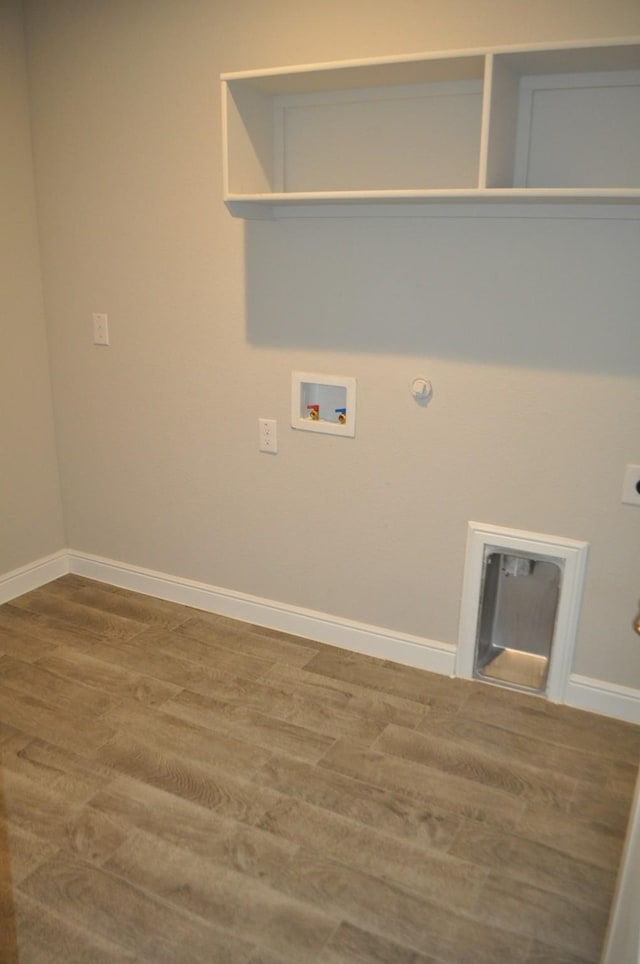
[
  {"x1": 456, "y1": 521, "x2": 589, "y2": 702},
  {"x1": 291, "y1": 371, "x2": 357, "y2": 437}
]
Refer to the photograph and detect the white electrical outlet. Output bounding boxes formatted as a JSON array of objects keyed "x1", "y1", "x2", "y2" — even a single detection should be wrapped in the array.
[
  {"x1": 622, "y1": 464, "x2": 640, "y2": 506},
  {"x1": 258, "y1": 418, "x2": 278, "y2": 454},
  {"x1": 92, "y1": 313, "x2": 109, "y2": 345}
]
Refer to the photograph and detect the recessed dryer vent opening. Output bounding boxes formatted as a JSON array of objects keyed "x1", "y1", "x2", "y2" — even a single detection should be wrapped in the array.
[
  {"x1": 456, "y1": 523, "x2": 589, "y2": 702},
  {"x1": 475, "y1": 550, "x2": 562, "y2": 693}
]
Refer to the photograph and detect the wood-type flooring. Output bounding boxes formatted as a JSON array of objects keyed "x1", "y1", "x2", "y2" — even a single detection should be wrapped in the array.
[{"x1": 1, "y1": 575, "x2": 639, "y2": 963}]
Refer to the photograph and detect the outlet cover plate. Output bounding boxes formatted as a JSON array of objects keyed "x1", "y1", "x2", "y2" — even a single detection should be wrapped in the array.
[{"x1": 258, "y1": 418, "x2": 278, "y2": 454}]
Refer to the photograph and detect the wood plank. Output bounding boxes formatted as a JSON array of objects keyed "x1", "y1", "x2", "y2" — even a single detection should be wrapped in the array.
[
  {"x1": 88, "y1": 776, "x2": 299, "y2": 877},
  {"x1": 255, "y1": 794, "x2": 485, "y2": 909},
  {"x1": 0, "y1": 766, "x2": 18, "y2": 964},
  {"x1": 2, "y1": 769, "x2": 128, "y2": 866},
  {"x1": 270, "y1": 850, "x2": 529, "y2": 963},
  {"x1": 607, "y1": 759, "x2": 639, "y2": 797},
  {"x1": 0, "y1": 686, "x2": 114, "y2": 755},
  {"x1": 303, "y1": 647, "x2": 469, "y2": 708},
  {"x1": 164, "y1": 664, "x2": 387, "y2": 744},
  {"x1": 0, "y1": 623, "x2": 58, "y2": 663},
  {"x1": 2, "y1": 825, "x2": 59, "y2": 886},
  {"x1": 319, "y1": 738, "x2": 526, "y2": 830},
  {"x1": 449, "y1": 821, "x2": 617, "y2": 909},
  {"x1": 177, "y1": 615, "x2": 319, "y2": 668},
  {"x1": 0, "y1": 604, "x2": 106, "y2": 649},
  {"x1": 253, "y1": 754, "x2": 461, "y2": 850},
  {"x1": 94, "y1": 738, "x2": 281, "y2": 820},
  {"x1": 317, "y1": 920, "x2": 439, "y2": 963},
  {"x1": 0, "y1": 723, "x2": 25, "y2": 748},
  {"x1": 49, "y1": 629, "x2": 235, "y2": 691},
  {"x1": 36, "y1": 646, "x2": 182, "y2": 708},
  {"x1": 516, "y1": 801, "x2": 626, "y2": 872},
  {"x1": 471, "y1": 871, "x2": 608, "y2": 962},
  {"x1": 417, "y1": 704, "x2": 612, "y2": 786},
  {"x1": 2, "y1": 767, "x2": 75, "y2": 845},
  {"x1": 20, "y1": 851, "x2": 255, "y2": 962},
  {"x1": 99, "y1": 701, "x2": 273, "y2": 773},
  {"x1": 569, "y1": 777, "x2": 636, "y2": 833},
  {"x1": 523, "y1": 938, "x2": 598, "y2": 963},
  {"x1": 174, "y1": 610, "x2": 325, "y2": 652},
  {"x1": 104, "y1": 829, "x2": 337, "y2": 960},
  {"x1": 246, "y1": 950, "x2": 296, "y2": 964},
  {"x1": 163, "y1": 688, "x2": 336, "y2": 764},
  {"x1": 9, "y1": 590, "x2": 146, "y2": 642},
  {"x1": 265, "y1": 662, "x2": 426, "y2": 727},
  {"x1": 15, "y1": 891, "x2": 136, "y2": 963},
  {"x1": 1, "y1": 736, "x2": 114, "y2": 804},
  {"x1": 463, "y1": 683, "x2": 640, "y2": 763},
  {"x1": 374, "y1": 723, "x2": 577, "y2": 808},
  {"x1": 70, "y1": 584, "x2": 192, "y2": 630},
  {"x1": 161, "y1": 625, "x2": 278, "y2": 678},
  {"x1": 0, "y1": 654, "x2": 116, "y2": 719}
]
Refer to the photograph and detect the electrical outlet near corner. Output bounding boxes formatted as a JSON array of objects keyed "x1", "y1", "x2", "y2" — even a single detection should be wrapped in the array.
[
  {"x1": 621, "y1": 464, "x2": 640, "y2": 506},
  {"x1": 258, "y1": 418, "x2": 278, "y2": 454}
]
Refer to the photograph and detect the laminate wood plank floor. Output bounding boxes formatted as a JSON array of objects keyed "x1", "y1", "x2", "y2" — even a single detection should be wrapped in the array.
[{"x1": 1, "y1": 576, "x2": 638, "y2": 963}]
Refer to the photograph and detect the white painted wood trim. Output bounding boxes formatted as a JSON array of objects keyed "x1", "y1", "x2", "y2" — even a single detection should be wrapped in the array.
[
  {"x1": 226, "y1": 188, "x2": 640, "y2": 202},
  {"x1": 272, "y1": 95, "x2": 285, "y2": 193},
  {"x1": 68, "y1": 550, "x2": 456, "y2": 675},
  {"x1": 456, "y1": 522, "x2": 589, "y2": 702},
  {"x1": 221, "y1": 37, "x2": 640, "y2": 84},
  {"x1": 0, "y1": 551, "x2": 69, "y2": 605},
  {"x1": 565, "y1": 674, "x2": 640, "y2": 725},
  {"x1": 220, "y1": 81, "x2": 231, "y2": 198},
  {"x1": 222, "y1": 47, "x2": 488, "y2": 83}
]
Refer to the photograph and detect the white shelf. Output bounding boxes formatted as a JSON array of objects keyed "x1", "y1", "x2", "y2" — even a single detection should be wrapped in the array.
[{"x1": 221, "y1": 39, "x2": 640, "y2": 218}]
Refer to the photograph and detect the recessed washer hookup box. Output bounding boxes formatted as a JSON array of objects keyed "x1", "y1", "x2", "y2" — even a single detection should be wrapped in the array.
[{"x1": 291, "y1": 372, "x2": 356, "y2": 437}]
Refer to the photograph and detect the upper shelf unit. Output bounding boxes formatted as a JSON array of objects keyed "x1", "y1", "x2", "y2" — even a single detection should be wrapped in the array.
[{"x1": 221, "y1": 39, "x2": 640, "y2": 217}]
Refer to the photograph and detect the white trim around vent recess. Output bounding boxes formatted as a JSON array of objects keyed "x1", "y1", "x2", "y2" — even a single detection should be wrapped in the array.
[
  {"x1": 1, "y1": 548, "x2": 639, "y2": 723},
  {"x1": 456, "y1": 521, "x2": 589, "y2": 703}
]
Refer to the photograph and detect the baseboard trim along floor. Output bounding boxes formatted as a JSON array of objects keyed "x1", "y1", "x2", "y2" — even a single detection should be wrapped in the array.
[
  {"x1": 0, "y1": 550, "x2": 68, "y2": 606},
  {"x1": 2, "y1": 549, "x2": 639, "y2": 725}
]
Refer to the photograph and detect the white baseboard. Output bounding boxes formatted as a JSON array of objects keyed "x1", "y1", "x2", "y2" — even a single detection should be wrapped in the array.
[
  {"x1": 0, "y1": 550, "x2": 69, "y2": 605},
  {"x1": 565, "y1": 674, "x2": 640, "y2": 725},
  {"x1": 3, "y1": 549, "x2": 639, "y2": 724}
]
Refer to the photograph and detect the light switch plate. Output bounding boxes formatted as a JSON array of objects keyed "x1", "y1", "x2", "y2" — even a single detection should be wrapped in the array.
[{"x1": 92, "y1": 313, "x2": 109, "y2": 345}]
